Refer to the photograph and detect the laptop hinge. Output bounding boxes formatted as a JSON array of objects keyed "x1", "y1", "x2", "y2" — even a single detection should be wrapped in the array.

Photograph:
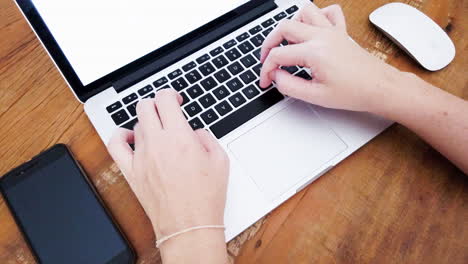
[{"x1": 113, "y1": 1, "x2": 277, "y2": 93}]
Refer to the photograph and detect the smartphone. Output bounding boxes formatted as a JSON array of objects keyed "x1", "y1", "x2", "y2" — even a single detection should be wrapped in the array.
[{"x1": 0, "y1": 144, "x2": 135, "y2": 264}]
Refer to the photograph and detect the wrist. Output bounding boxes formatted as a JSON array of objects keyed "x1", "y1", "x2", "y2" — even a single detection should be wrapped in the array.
[
  {"x1": 151, "y1": 210, "x2": 224, "y2": 239},
  {"x1": 369, "y1": 70, "x2": 429, "y2": 121},
  {"x1": 159, "y1": 228, "x2": 227, "y2": 264}
]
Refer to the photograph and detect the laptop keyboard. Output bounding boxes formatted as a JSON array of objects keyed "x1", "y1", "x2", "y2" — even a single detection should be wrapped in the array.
[{"x1": 107, "y1": 5, "x2": 309, "y2": 139}]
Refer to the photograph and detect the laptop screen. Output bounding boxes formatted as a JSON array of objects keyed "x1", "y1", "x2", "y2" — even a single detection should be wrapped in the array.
[{"x1": 32, "y1": 0, "x2": 249, "y2": 86}]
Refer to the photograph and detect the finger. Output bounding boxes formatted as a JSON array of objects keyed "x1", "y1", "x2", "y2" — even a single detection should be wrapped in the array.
[
  {"x1": 260, "y1": 19, "x2": 318, "y2": 63},
  {"x1": 194, "y1": 129, "x2": 225, "y2": 156},
  {"x1": 321, "y1": 4, "x2": 347, "y2": 31},
  {"x1": 177, "y1": 93, "x2": 184, "y2": 105},
  {"x1": 260, "y1": 43, "x2": 311, "y2": 88},
  {"x1": 133, "y1": 123, "x2": 144, "y2": 154},
  {"x1": 107, "y1": 128, "x2": 135, "y2": 176},
  {"x1": 154, "y1": 89, "x2": 191, "y2": 130},
  {"x1": 136, "y1": 98, "x2": 162, "y2": 138},
  {"x1": 293, "y1": 3, "x2": 332, "y2": 27},
  {"x1": 273, "y1": 69, "x2": 326, "y2": 104}
]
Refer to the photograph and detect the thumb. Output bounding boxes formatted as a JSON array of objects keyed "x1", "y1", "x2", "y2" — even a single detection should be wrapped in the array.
[{"x1": 273, "y1": 69, "x2": 326, "y2": 105}]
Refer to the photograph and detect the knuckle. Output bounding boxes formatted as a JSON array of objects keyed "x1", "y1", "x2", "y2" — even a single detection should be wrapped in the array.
[
  {"x1": 277, "y1": 19, "x2": 291, "y2": 30},
  {"x1": 269, "y1": 47, "x2": 281, "y2": 58},
  {"x1": 331, "y1": 4, "x2": 342, "y2": 11},
  {"x1": 136, "y1": 99, "x2": 151, "y2": 112}
]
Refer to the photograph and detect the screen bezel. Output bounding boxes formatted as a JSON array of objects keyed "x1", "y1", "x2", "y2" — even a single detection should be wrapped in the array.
[
  {"x1": 15, "y1": 0, "x2": 271, "y2": 102},
  {"x1": 0, "y1": 144, "x2": 136, "y2": 264}
]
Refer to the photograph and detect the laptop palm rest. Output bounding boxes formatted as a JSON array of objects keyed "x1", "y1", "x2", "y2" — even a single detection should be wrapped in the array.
[{"x1": 228, "y1": 101, "x2": 348, "y2": 200}]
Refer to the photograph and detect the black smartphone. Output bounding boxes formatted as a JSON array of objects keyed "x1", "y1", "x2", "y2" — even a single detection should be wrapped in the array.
[{"x1": 0, "y1": 144, "x2": 135, "y2": 264}]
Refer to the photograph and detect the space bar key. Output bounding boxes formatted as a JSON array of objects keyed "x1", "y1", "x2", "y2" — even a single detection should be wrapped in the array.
[{"x1": 210, "y1": 89, "x2": 284, "y2": 139}]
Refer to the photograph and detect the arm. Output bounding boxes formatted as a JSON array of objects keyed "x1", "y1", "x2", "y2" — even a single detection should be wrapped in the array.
[
  {"x1": 376, "y1": 74, "x2": 468, "y2": 173},
  {"x1": 107, "y1": 89, "x2": 229, "y2": 264},
  {"x1": 259, "y1": 3, "x2": 468, "y2": 174}
]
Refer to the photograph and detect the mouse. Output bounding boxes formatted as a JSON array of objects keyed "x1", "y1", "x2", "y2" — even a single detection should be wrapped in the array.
[{"x1": 369, "y1": 2, "x2": 455, "y2": 71}]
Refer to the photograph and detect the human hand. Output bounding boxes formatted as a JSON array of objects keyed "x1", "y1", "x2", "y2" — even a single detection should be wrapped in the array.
[
  {"x1": 260, "y1": 3, "x2": 405, "y2": 113},
  {"x1": 107, "y1": 89, "x2": 229, "y2": 239}
]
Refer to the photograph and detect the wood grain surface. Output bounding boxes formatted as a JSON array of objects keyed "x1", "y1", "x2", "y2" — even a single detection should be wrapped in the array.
[{"x1": 0, "y1": 0, "x2": 467, "y2": 263}]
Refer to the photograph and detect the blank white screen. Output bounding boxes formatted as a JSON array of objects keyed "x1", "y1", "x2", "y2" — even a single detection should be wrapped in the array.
[{"x1": 33, "y1": 0, "x2": 249, "y2": 85}]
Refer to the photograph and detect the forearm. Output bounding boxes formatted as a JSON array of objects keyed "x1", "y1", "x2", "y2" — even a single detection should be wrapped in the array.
[
  {"x1": 159, "y1": 229, "x2": 228, "y2": 264},
  {"x1": 376, "y1": 72, "x2": 468, "y2": 173}
]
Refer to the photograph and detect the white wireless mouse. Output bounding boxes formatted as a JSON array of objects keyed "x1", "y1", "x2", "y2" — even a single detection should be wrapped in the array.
[{"x1": 369, "y1": 3, "x2": 456, "y2": 71}]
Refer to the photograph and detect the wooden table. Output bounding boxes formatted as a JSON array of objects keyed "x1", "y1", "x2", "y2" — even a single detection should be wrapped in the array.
[{"x1": 0, "y1": 0, "x2": 467, "y2": 263}]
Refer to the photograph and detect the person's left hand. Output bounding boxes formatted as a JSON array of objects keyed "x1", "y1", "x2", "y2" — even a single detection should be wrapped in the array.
[{"x1": 107, "y1": 89, "x2": 229, "y2": 239}]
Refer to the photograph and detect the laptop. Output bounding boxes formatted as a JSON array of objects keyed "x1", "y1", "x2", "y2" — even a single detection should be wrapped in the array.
[{"x1": 15, "y1": 0, "x2": 392, "y2": 241}]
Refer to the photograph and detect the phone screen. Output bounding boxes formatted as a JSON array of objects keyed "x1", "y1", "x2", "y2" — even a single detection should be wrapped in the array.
[{"x1": 0, "y1": 145, "x2": 134, "y2": 264}]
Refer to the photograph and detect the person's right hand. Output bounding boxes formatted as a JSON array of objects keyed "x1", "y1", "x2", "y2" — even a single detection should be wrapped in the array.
[{"x1": 259, "y1": 3, "x2": 406, "y2": 113}]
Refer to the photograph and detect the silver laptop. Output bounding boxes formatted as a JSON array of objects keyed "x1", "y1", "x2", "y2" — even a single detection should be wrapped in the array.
[{"x1": 15, "y1": 0, "x2": 392, "y2": 241}]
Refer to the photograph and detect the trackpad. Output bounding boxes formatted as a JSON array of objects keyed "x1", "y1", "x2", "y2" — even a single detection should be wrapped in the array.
[{"x1": 228, "y1": 101, "x2": 347, "y2": 200}]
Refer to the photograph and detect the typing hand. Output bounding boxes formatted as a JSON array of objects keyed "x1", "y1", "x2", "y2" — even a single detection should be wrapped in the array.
[
  {"x1": 259, "y1": 3, "x2": 406, "y2": 113},
  {"x1": 107, "y1": 89, "x2": 229, "y2": 240}
]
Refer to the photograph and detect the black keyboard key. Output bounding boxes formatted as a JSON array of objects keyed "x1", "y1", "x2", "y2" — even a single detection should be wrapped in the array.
[
  {"x1": 274, "y1": 12, "x2": 287, "y2": 21},
  {"x1": 239, "y1": 70, "x2": 256, "y2": 85},
  {"x1": 182, "y1": 61, "x2": 197, "y2": 72},
  {"x1": 225, "y1": 48, "x2": 242, "y2": 61},
  {"x1": 253, "y1": 64, "x2": 262, "y2": 76},
  {"x1": 187, "y1": 84, "x2": 204, "y2": 99},
  {"x1": 168, "y1": 69, "x2": 183, "y2": 80},
  {"x1": 229, "y1": 92, "x2": 247, "y2": 107},
  {"x1": 242, "y1": 85, "x2": 260, "y2": 99},
  {"x1": 138, "y1": 85, "x2": 153, "y2": 96},
  {"x1": 200, "y1": 76, "x2": 217, "y2": 91},
  {"x1": 180, "y1": 91, "x2": 190, "y2": 105},
  {"x1": 210, "y1": 88, "x2": 284, "y2": 138},
  {"x1": 240, "y1": 54, "x2": 256, "y2": 68},
  {"x1": 227, "y1": 62, "x2": 244, "y2": 76},
  {"x1": 213, "y1": 86, "x2": 230, "y2": 100},
  {"x1": 199, "y1": 62, "x2": 216, "y2": 76},
  {"x1": 238, "y1": 41, "x2": 254, "y2": 54},
  {"x1": 106, "y1": 101, "x2": 122, "y2": 113},
  {"x1": 196, "y1": 54, "x2": 210, "y2": 64},
  {"x1": 253, "y1": 49, "x2": 261, "y2": 60},
  {"x1": 214, "y1": 101, "x2": 233, "y2": 116},
  {"x1": 262, "y1": 27, "x2": 273, "y2": 37},
  {"x1": 286, "y1": 5, "x2": 299, "y2": 14},
  {"x1": 250, "y1": 35, "x2": 265, "y2": 47},
  {"x1": 249, "y1": 25, "x2": 262, "y2": 35},
  {"x1": 295, "y1": 70, "x2": 312, "y2": 80},
  {"x1": 188, "y1": 117, "x2": 204, "y2": 130},
  {"x1": 127, "y1": 101, "x2": 138, "y2": 116},
  {"x1": 261, "y1": 18, "x2": 275, "y2": 28},
  {"x1": 184, "y1": 101, "x2": 203, "y2": 117},
  {"x1": 185, "y1": 70, "x2": 202, "y2": 84},
  {"x1": 200, "y1": 109, "x2": 219, "y2": 125},
  {"x1": 171, "y1": 77, "x2": 189, "y2": 91},
  {"x1": 281, "y1": 39, "x2": 289, "y2": 46},
  {"x1": 199, "y1": 93, "x2": 216, "y2": 108},
  {"x1": 121, "y1": 118, "x2": 138, "y2": 130},
  {"x1": 236, "y1": 32, "x2": 250, "y2": 42},
  {"x1": 213, "y1": 69, "x2": 231, "y2": 83},
  {"x1": 111, "y1": 109, "x2": 130, "y2": 126},
  {"x1": 123, "y1": 93, "x2": 138, "y2": 104},
  {"x1": 153, "y1": 77, "x2": 168, "y2": 88},
  {"x1": 210, "y1": 47, "x2": 224, "y2": 57},
  {"x1": 282, "y1": 66, "x2": 299, "y2": 74},
  {"x1": 226, "y1": 78, "x2": 244, "y2": 92},
  {"x1": 144, "y1": 93, "x2": 155, "y2": 99},
  {"x1": 223, "y1": 39, "x2": 237, "y2": 49},
  {"x1": 212, "y1": 55, "x2": 229, "y2": 69}
]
